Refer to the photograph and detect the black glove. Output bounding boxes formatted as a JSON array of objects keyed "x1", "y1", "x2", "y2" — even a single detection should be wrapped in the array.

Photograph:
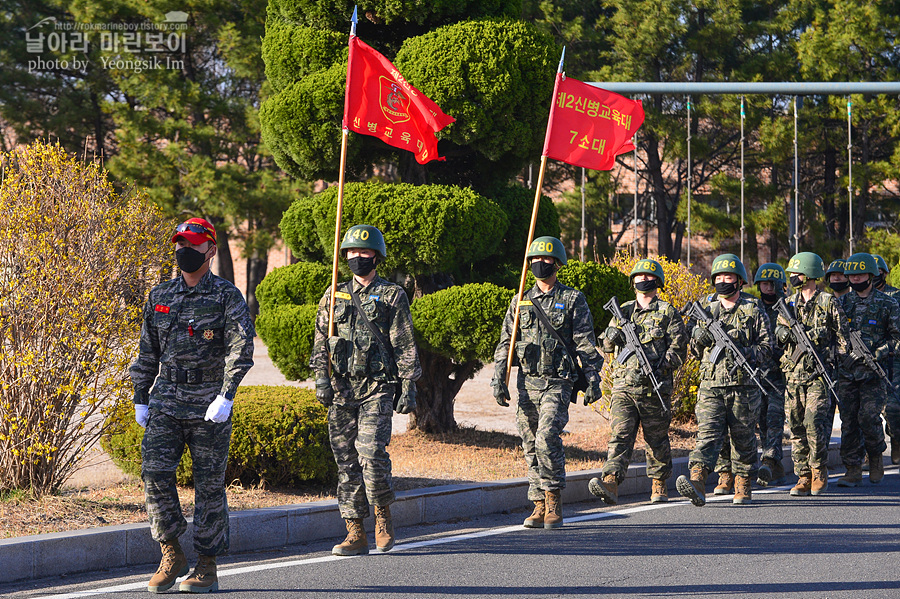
[
  {"x1": 604, "y1": 327, "x2": 625, "y2": 347},
  {"x1": 583, "y1": 377, "x2": 603, "y2": 406},
  {"x1": 395, "y1": 379, "x2": 417, "y2": 414},
  {"x1": 691, "y1": 325, "x2": 713, "y2": 347},
  {"x1": 492, "y1": 378, "x2": 511, "y2": 407},
  {"x1": 775, "y1": 325, "x2": 793, "y2": 346},
  {"x1": 315, "y1": 377, "x2": 334, "y2": 407}
]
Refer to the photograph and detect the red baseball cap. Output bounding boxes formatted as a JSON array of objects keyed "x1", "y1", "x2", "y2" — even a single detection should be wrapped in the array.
[{"x1": 171, "y1": 217, "x2": 217, "y2": 245}]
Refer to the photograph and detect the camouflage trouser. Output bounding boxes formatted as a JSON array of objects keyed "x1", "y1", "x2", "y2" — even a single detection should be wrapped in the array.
[
  {"x1": 786, "y1": 377, "x2": 832, "y2": 476},
  {"x1": 329, "y1": 382, "x2": 395, "y2": 519},
  {"x1": 715, "y1": 378, "x2": 786, "y2": 472},
  {"x1": 837, "y1": 377, "x2": 888, "y2": 467},
  {"x1": 141, "y1": 410, "x2": 232, "y2": 556},
  {"x1": 601, "y1": 387, "x2": 672, "y2": 482},
  {"x1": 516, "y1": 375, "x2": 572, "y2": 501},
  {"x1": 689, "y1": 384, "x2": 760, "y2": 477},
  {"x1": 884, "y1": 390, "x2": 900, "y2": 441}
]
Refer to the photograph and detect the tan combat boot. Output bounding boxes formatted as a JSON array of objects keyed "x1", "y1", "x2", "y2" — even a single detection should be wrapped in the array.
[
  {"x1": 713, "y1": 471, "x2": 734, "y2": 495},
  {"x1": 732, "y1": 475, "x2": 752, "y2": 504},
  {"x1": 837, "y1": 464, "x2": 862, "y2": 487},
  {"x1": 676, "y1": 465, "x2": 708, "y2": 507},
  {"x1": 544, "y1": 489, "x2": 563, "y2": 529},
  {"x1": 891, "y1": 437, "x2": 900, "y2": 465},
  {"x1": 178, "y1": 555, "x2": 218, "y2": 594},
  {"x1": 810, "y1": 467, "x2": 828, "y2": 495},
  {"x1": 147, "y1": 538, "x2": 189, "y2": 593},
  {"x1": 332, "y1": 518, "x2": 369, "y2": 556},
  {"x1": 869, "y1": 453, "x2": 884, "y2": 484},
  {"x1": 374, "y1": 505, "x2": 395, "y2": 552},
  {"x1": 650, "y1": 479, "x2": 668, "y2": 503},
  {"x1": 791, "y1": 473, "x2": 812, "y2": 496},
  {"x1": 588, "y1": 474, "x2": 618, "y2": 506},
  {"x1": 523, "y1": 499, "x2": 545, "y2": 528}
]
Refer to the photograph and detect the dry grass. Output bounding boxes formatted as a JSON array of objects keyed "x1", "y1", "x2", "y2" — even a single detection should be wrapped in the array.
[{"x1": 0, "y1": 422, "x2": 696, "y2": 539}]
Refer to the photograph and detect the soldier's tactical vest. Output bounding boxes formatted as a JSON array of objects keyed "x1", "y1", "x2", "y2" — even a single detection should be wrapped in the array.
[
  {"x1": 515, "y1": 286, "x2": 579, "y2": 380},
  {"x1": 698, "y1": 298, "x2": 759, "y2": 386},
  {"x1": 609, "y1": 300, "x2": 674, "y2": 386},
  {"x1": 780, "y1": 291, "x2": 836, "y2": 373},
  {"x1": 327, "y1": 281, "x2": 398, "y2": 381}
]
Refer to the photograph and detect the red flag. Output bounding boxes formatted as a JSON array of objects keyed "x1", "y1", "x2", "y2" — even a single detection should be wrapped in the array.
[
  {"x1": 344, "y1": 36, "x2": 455, "y2": 164},
  {"x1": 542, "y1": 74, "x2": 644, "y2": 171}
]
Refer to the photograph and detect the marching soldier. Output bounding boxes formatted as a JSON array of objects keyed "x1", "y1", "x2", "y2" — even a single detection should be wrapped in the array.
[
  {"x1": 589, "y1": 259, "x2": 687, "y2": 505},
  {"x1": 676, "y1": 254, "x2": 771, "y2": 506},
  {"x1": 835, "y1": 253, "x2": 900, "y2": 486},
  {"x1": 825, "y1": 259, "x2": 851, "y2": 298},
  {"x1": 871, "y1": 254, "x2": 900, "y2": 464},
  {"x1": 310, "y1": 225, "x2": 421, "y2": 556},
  {"x1": 872, "y1": 254, "x2": 899, "y2": 300},
  {"x1": 752, "y1": 263, "x2": 788, "y2": 486},
  {"x1": 492, "y1": 237, "x2": 603, "y2": 529},
  {"x1": 131, "y1": 218, "x2": 255, "y2": 593},
  {"x1": 775, "y1": 252, "x2": 848, "y2": 497}
]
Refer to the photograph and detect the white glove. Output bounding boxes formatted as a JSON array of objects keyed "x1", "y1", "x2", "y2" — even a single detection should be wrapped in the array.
[
  {"x1": 204, "y1": 395, "x2": 233, "y2": 423},
  {"x1": 134, "y1": 404, "x2": 149, "y2": 428}
]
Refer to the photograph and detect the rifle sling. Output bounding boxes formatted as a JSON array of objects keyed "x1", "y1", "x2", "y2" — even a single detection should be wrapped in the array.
[
  {"x1": 349, "y1": 287, "x2": 398, "y2": 382},
  {"x1": 526, "y1": 290, "x2": 586, "y2": 399}
]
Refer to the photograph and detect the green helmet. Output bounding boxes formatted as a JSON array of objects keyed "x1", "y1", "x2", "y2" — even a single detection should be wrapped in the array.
[
  {"x1": 843, "y1": 252, "x2": 879, "y2": 276},
  {"x1": 786, "y1": 252, "x2": 826, "y2": 279},
  {"x1": 339, "y1": 224, "x2": 387, "y2": 260},
  {"x1": 630, "y1": 258, "x2": 665, "y2": 287},
  {"x1": 825, "y1": 259, "x2": 846, "y2": 279},
  {"x1": 526, "y1": 236, "x2": 567, "y2": 265},
  {"x1": 754, "y1": 263, "x2": 786, "y2": 285},
  {"x1": 872, "y1": 254, "x2": 890, "y2": 274},
  {"x1": 710, "y1": 253, "x2": 748, "y2": 284}
]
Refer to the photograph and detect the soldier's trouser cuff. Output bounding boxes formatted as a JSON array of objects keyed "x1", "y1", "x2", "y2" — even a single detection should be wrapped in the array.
[{"x1": 143, "y1": 470, "x2": 188, "y2": 544}]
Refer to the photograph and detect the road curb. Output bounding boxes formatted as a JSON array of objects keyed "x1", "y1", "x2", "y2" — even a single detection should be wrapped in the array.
[{"x1": 0, "y1": 439, "x2": 870, "y2": 585}]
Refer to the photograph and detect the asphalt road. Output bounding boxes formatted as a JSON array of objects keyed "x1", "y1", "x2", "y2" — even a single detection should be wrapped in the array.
[{"x1": 7, "y1": 468, "x2": 899, "y2": 599}]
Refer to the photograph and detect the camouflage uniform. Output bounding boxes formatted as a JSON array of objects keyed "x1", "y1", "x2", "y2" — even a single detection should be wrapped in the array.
[
  {"x1": 689, "y1": 296, "x2": 771, "y2": 477},
  {"x1": 310, "y1": 276, "x2": 421, "y2": 519},
  {"x1": 600, "y1": 297, "x2": 687, "y2": 482},
  {"x1": 776, "y1": 290, "x2": 848, "y2": 477},
  {"x1": 837, "y1": 289, "x2": 900, "y2": 468},
  {"x1": 494, "y1": 282, "x2": 603, "y2": 500},
  {"x1": 131, "y1": 270, "x2": 255, "y2": 556},
  {"x1": 874, "y1": 283, "x2": 900, "y2": 449}
]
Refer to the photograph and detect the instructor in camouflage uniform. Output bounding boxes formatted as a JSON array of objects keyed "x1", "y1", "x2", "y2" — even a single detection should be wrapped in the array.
[
  {"x1": 310, "y1": 225, "x2": 420, "y2": 556},
  {"x1": 589, "y1": 259, "x2": 686, "y2": 505},
  {"x1": 835, "y1": 253, "x2": 900, "y2": 486},
  {"x1": 676, "y1": 254, "x2": 771, "y2": 506},
  {"x1": 492, "y1": 237, "x2": 603, "y2": 529},
  {"x1": 775, "y1": 252, "x2": 848, "y2": 497},
  {"x1": 131, "y1": 217, "x2": 255, "y2": 594}
]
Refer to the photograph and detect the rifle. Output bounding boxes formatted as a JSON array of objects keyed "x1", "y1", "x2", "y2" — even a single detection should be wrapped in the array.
[
  {"x1": 689, "y1": 301, "x2": 778, "y2": 399},
  {"x1": 603, "y1": 296, "x2": 668, "y2": 414},
  {"x1": 773, "y1": 298, "x2": 843, "y2": 410},
  {"x1": 848, "y1": 329, "x2": 893, "y2": 390}
]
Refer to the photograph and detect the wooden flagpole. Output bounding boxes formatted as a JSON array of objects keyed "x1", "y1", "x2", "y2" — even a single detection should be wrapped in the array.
[
  {"x1": 504, "y1": 48, "x2": 565, "y2": 386},
  {"x1": 327, "y1": 7, "x2": 358, "y2": 375}
]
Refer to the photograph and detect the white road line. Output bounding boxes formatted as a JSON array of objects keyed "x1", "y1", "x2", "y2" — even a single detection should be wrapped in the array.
[{"x1": 34, "y1": 483, "x2": 793, "y2": 599}]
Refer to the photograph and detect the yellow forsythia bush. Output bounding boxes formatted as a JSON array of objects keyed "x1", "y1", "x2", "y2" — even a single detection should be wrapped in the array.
[
  {"x1": 605, "y1": 251, "x2": 713, "y2": 422},
  {"x1": 0, "y1": 142, "x2": 172, "y2": 494}
]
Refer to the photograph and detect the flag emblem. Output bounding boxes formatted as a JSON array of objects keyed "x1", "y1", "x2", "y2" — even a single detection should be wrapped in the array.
[{"x1": 380, "y1": 77, "x2": 410, "y2": 124}]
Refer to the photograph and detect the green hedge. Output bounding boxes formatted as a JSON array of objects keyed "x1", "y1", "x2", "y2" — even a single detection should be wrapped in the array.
[
  {"x1": 255, "y1": 303, "x2": 319, "y2": 381},
  {"x1": 101, "y1": 386, "x2": 335, "y2": 487},
  {"x1": 256, "y1": 261, "x2": 332, "y2": 311}
]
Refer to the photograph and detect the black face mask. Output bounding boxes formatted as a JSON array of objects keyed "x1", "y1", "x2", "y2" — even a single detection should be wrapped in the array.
[
  {"x1": 829, "y1": 280, "x2": 850, "y2": 292},
  {"x1": 850, "y1": 279, "x2": 871, "y2": 293},
  {"x1": 760, "y1": 291, "x2": 778, "y2": 304},
  {"x1": 634, "y1": 279, "x2": 658, "y2": 293},
  {"x1": 348, "y1": 256, "x2": 376, "y2": 277},
  {"x1": 175, "y1": 247, "x2": 210, "y2": 273},
  {"x1": 873, "y1": 274, "x2": 885, "y2": 289},
  {"x1": 531, "y1": 261, "x2": 557, "y2": 280},
  {"x1": 714, "y1": 281, "x2": 739, "y2": 298},
  {"x1": 789, "y1": 274, "x2": 804, "y2": 288}
]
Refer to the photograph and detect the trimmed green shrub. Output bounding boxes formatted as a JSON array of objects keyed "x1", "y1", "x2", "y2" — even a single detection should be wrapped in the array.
[
  {"x1": 412, "y1": 283, "x2": 515, "y2": 364},
  {"x1": 256, "y1": 261, "x2": 332, "y2": 310},
  {"x1": 255, "y1": 303, "x2": 319, "y2": 381},
  {"x1": 101, "y1": 386, "x2": 335, "y2": 487}
]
